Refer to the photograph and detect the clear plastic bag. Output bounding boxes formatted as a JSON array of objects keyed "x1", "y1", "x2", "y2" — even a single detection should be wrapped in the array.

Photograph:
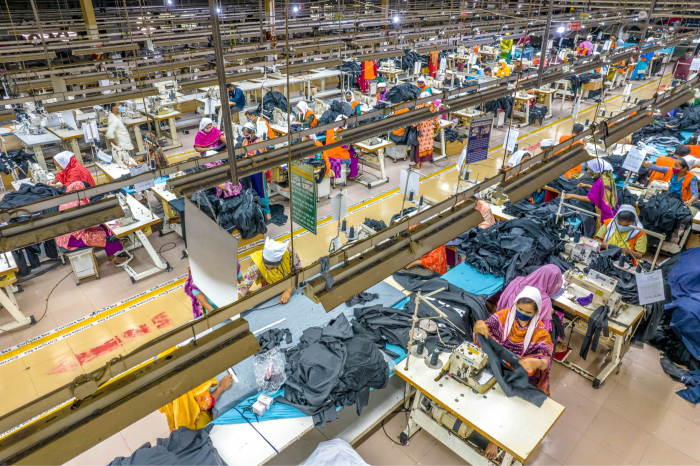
[{"x1": 253, "y1": 347, "x2": 287, "y2": 392}]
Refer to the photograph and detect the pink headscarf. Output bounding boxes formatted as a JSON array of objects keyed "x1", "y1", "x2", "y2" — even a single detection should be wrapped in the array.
[{"x1": 497, "y1": 265, "x2": 563, "y2": 331}]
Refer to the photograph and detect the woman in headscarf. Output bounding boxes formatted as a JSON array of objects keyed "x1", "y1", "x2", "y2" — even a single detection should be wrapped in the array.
[
  {"x1": 324, "y1": 115, "x2": 360, "y2": 180},
  {"x1": 194, "y1": 118, "x2": 226, "y2": 153},
  {"x1": 495, "y1": 60, "x2": 511, "y2": 77},
  {"x1": 416, "y1": 76, "x2": 433, "y2": 95},
  {"x1": 643, "y1": 157, "x2": 698, "y2": 207},
  {"x1": 159, "y1": 374, "x2": 233, "y2": 431},
  {"x1": 474, "y1": 286, "x2": 553, "y2": 460},
  {"x1": 497, "y1": 265, "x2": 562, "y2": 332},
  {"x1": 594, "y1": 205, "x2": 647, "y2": 264},
  {"x1": 296, "y1": 101, "x2": 317, "y2": 127},
  {"x1": 376, "y1": 82, "x2": 389, "y2": 103},
  {"x1": 410, "y1": 92, "x2": 440, "y2": 169},
  {"x1": 578, "y1": 35, "x2": 594, "y2": 56},
  {"x1": 184, "y1": 265, "x2": 242, "y2": 317},
  {"x1": 345, "y1": 90, "x2": 361, "y2": 115},
  {"x1": 506, "y1": 150, "x2": 531, "y2": 168},
  {"x1": 49, "y1": 151, "x2": 95, "y2": 188},
  {"x1": 564, "y1": 158, "x2": 618, "y2": 226},
  {"x1": 241, "y1": 123, "x2": 271, "y2": 217},
  {"x1": 238, "y1": 237, "x2": 302, "y2": 304},
  {"x1": 55, "y1": 181, "x2": 127, "y2": 264}
]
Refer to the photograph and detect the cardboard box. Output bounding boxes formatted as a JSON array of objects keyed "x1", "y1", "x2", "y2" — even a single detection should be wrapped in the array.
[{"x1": 581, "y1": 79, "x2": 603, "y2": 91}]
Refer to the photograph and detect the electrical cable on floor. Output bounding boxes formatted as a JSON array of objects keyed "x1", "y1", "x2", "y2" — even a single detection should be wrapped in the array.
[
  {"x1": 382, "y1": 376, "x2": 413, "y2": 446},
  {"x1": 5, "y1": 270, "x2": 73, "y2": 334},
  {"x1": 15, "y1": 259, "x2": 63, "y2": 284},
  {"x1": 138, "y1": 241, "x2": 177, "y2": 270}
]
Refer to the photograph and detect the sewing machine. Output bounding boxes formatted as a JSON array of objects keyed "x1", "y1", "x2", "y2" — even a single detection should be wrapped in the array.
[
  {"x1": 482, "y1": 185, "x2": 509, "y2": 205},
  {"x1": 94, "y1": 105, "x2": 109, "y2": 126},
  {"x1": 122, "y1": 100, "x2": 141, "y2": 119},
  {"x1": 644, "y1": 180, "x2": 670, "y2": 200},
  {"x1": 424, "y1": 76, "x2": 441, "y2": 91},
  {"x1": 564, "y1": 237, "x2": 601, "y2": 265},
  {"x1": 379, "y1": 59, "x2": 399, "y2": 72},
  {"x1": 18, "y1": 102, "x2": 47, "y2": 135},
  {"x1": 456, "y1": 45, "x2": 468, "y2": 60},
  {"x1": 29, "y1": 162, "x2": 48, "y2": 184},
  {"x1": 117, "y1": 193, "x2": 137, "y2": 226},
  {"x1": 145, "y1": 96, "x2": 173, "y2": 116},
  {"x1": 566, "y1": 268, "x2": 623, "y2": 315},
  {"x1": 205, "y1": 86, "x2": 221, "y2": 101},
  {"x1": 448, "y1": 341, "x2": 496, "y2": 394},
  {"x1": 112, "y1": 145, "x2": 135, "y2": 168},
  {"x1": 155, "y1": 80, "x2": 180, "y2": 101},
  {"x1": 272, "y1": 108, "x2": 290, "y2": 126},
  {"x1": 313, "y1": 99, "x2": 330, "y2": 116}
]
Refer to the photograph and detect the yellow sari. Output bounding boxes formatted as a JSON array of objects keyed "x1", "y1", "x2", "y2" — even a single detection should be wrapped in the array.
[{"x1": 159, "y1": 378, "x2": 218, "y2": 431}]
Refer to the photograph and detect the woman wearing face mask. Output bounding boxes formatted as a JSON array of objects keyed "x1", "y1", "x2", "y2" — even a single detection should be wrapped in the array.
[
  {"x1": 245, "y1": 110, "x2": 275, "y2": 140},
  {"x1": 295, "y1": 101, "x2": 317, "y2": 127},
  {"x1": 643, "y1": 157, "x2": 698, "y2": 207},
  {"x1": 376, "y1": 82, "x2": 389, "y2": 103},
  {"x1": 345, "y1": 91, "x2": 361, "y2": 115},
  {"x1": 238, "y1": 237, "x2": 301, "y2": 304},
  {"x1": 594, "y1": 206, "x2": 647, "y2": 263},
  {"x1": 194, "y1": 118, "x2": 226, "y2": 153},
  {"x1": 241, "y1": 124, "x2": 271, "y2": 217},
  {"x1": 474, "y1": 286, "x2": 553, "y2": 459}
]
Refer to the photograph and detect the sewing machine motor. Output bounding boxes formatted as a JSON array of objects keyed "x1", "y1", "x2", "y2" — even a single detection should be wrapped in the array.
[
  {"x1": 93, "y1": 105, "x2": 109, "y2": 126},
  {"x1": 272, "y1": 108, "x2": 289, "y2": 126},
  {"x1": 29, "y1": 163, "x2": 48, "y2": 184},
  {"x1": 645, "y1": 180, "x2": 669, "y2": 200},
  {"x1": 449, "y1": 341, "x2": 496, "y2": 394}
]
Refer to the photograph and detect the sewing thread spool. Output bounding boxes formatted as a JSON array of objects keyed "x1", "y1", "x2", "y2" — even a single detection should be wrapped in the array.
[
  {"x1": 636, "y1": 263, "x2": 643, "y2": 273},
  {"x1": 411, "y1": 338, "x2": 428, "y2": 358},
  {"x1": 341, "y1": 219, "x2": 347, "y2": 231},
  {"x1": 417, "y1": 339, "x2": 426, "y2": 354},
  {"x1": 418, "y1": 195, "x2": 424, "y2": 206},
  {"x1": 408, "y1": 190, "x2": 414, "y2": 202},
  {"x1": 618, "y1": 254, "x2": 626, "y2": 267},
  {"x1": 425, "y1": 348, "x2": 443, "y2": 370},
  {"x1": 574, "y1": 231, "x2": 581, "y2": 242},
  {"x1": 560, "y1": 229, "x2": 567, "y2": 239}
]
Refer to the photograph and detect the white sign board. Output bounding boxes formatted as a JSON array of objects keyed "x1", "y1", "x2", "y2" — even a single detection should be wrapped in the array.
[
  {"x1": 505, "y1": 128, "x2": 519, "y2": 153},
  {"x1": 572, "y1": 98, "x2": 581, "y2": 121},
  {"x1": 129, "y1": 164, "x2": 155, "y2": 192},
  {"x1": 621, "y1": 147, "x2": 646, "y2": 173},
  {"x1": 623, "y1": 83, "x2": 632, "y2": 96},
  {"x1": 691, "y1": 58, "x2": 700, "y2": 72},
  {"x1": 185, "y1": 198, "x2": 240, "y2": 309},
  {"x1": 399, "y1": 169, "x2": 420, "y2": 197},
  {"x1": 603, "y1": 40, "x2": 611, "y2": 51},
  {"x1": 635, "y1": 269, "x2": 665, "y2": 305}
]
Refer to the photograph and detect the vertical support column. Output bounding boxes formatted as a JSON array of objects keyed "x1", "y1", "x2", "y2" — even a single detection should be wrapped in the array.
[
  {"x1": 536, "y1": 0, "x2": 554, "y2": 88},
  {"x1": 29, "y1": 0, "x2": 52, "y2": 70},
  {"x1": 80, "y1": 0, "x2": 99, "y2": 41},
  {"x1": 381, "y1": 0, "x2": 390, "y2": 19}
]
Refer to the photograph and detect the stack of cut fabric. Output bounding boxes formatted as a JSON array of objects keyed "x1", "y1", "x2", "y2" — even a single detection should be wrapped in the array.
[
  {"x1": 189, "y1": 188, "x2": 268, "y2": 239},
  {"x1": 638, "y1": 191, "x2": 692, "y2": 237}
]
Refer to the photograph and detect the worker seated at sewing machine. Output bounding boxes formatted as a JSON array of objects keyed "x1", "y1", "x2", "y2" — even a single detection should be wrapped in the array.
[
  {"x1": 324, "y1": 115, "x2": 359, "y2": 180},
  {"x1": 48, "y1": 151, "x2": 95, "y2": 188},
  {"x1": 194, "y1": 118, "x2": 226, "y2": 153},
  {"x1": 245, "y1": 109, "x2": 275, "y2": 140},
  {"x1": 416, "y1": 76, "x2": 433, "y2": 95},
  {"x1": 594, "y1": 206, "x2": 647, "y2": 264},
  {"x1": 376, "y1": 82, "x2": 388, "y2": 103},
  {"x1": 295, "y1": 101, "x2": 317, "y2": 127},
  {"x1": 474, "y1": 286, "x2": 553, "y2": 459},
  {"x1": 238, "y1": 238, "x2": 301, "y2": 304},
  {"x1": 643, "y1": 157, "x2": 698, "y2": 208},
  {"x1": 345, "y1": 90, "x2": 362, "y2": 115}
]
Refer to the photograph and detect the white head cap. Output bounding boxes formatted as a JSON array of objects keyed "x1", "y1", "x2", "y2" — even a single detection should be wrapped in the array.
[
  {"x1": 378, "y1": 82, "x2": 387, "y2": 88},
  {"x1": 262, "y1": 237, "x2": 288, "y2": 263},
  {"x1": 417, "y1": 76, "x2": 426, "y2": 83},
  {"x1": 199, "y1": 117, "x2": 213, "y2": 132}
]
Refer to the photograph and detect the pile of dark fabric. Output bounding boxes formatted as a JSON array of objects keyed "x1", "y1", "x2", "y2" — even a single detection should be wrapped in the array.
[
  {"x1": 547, "y1": 175, "x2": 595, "y2": 193},
  {"x1": 276, "y1": 314, "x2": 390, "y2": 427},
  {"x1": 579, "y1": 71, "x2": 602, "y2": 83},
  {"x1": 389, "y1": 124, "x2": 418, "y2": 146},
  {"x1": 638, "y1": 191, "x2": 692, "y2": 237},
  {"x1": 340, "y1": 61, "x2": 362, "y2": 90},
  {"x1": 440, "y1": 128, "x2": 464, "y2": 144},
  {"x1": 384, "y1": 83, "x2": 421, "y2": 104},
  {"x1": 617, "y1": 186, "x2": 639, "y2": 206},
  {"x1": 632, "y1": 119, "x2": 681, "y2": 145},
  {"x1": 303, "y1": 158, "x2": 327, "y2": 183},
  {"x1": 587, "y1": 89, "x2": 603, "y2": 101},
  {"x1": 364, "y1": 218, "x2": 388, "y2": 231},
  {"x1": 528, "y1": 105, "x2": 548, "y2": 126},
  {"x1": 449, "y1": 215, "x2": 569, "y2": 285},
  {"x1": 390, "y1": 207, "x2": 417, "y2": 225},
  {"x1": 110, "y1": 426, "x2": 225, "y2": 466},
  {"x1": 0, "y1": 149, "x2": 35, "y2": 177},
  {"x1": 650, "y1": 316, "x2": 700, "y2": 372},
  {"x1": 605, "y1": 154, "x2": 650, "y2": 182},
  {"x1": 0, "y1": 183, "x2": 65, "y2": 210},
  {"x1": 401, "y1": 50, "x2": 429, "y2": 72},
  {"x1": 679, "y1": 105, "x2": 700, "y2": 133},
  {"x1": 190, "y1": 188, "x2": 268, "y2": 239},
  {"x1": 268, "y1": 204, "x2": 287, "y2": 226},
  {"x1": 565, "y1": 75, "x2": 582, "y2": 96},
  {"x1": 484, "y1": 96, "x2": 514, "y2": 119},
  {"x1": 315, "y1": 101, "x2": 355, "y2": 137},
  {"x1": 257, "y1": 91, "x2": 288, "y2": 121},
  {"x1": 257, "y1": 328, "x2": 292, "y2": 352}
]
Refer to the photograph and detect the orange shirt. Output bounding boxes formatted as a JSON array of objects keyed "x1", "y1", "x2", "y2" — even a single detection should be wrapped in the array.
[
  {"x1": 558, "y1": 134, "x2": 585, "y2": 178},
  {"x1": 689, "y1": 145, "x2": 700, "y2": 157}
]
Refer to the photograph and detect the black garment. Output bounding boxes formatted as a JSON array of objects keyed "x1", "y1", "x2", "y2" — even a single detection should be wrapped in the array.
[
  {"x1": 0, "y1": 149, "x2": 35, "y2": 177},
  {"x1": 475, "y1": 334, "x2": 548, "y2": 407},
  {"x1": 580, "y1": 305, "x2": 610, "y2": 360},
  {"x1": 484, "y1": 96, "x2": 514, "y2": 119},
  {"x1": 632, "y1": 119, "x2": 682, "y2": 145},
  {"x1": 345, "y1": 292, "x2": 379, "y2": 307},
  {"x1": 217, "y1": 189, "x2": 268, "y2": 239},
  {"x1": 529, "y1": 105, "x2": 547, "y2": 126},
  {"x1": 257, "y1": 91, "x2": 288, "y2": 121},
  {"x1": 401, "y1": 50, "x2": 430, "y2": 73},
  {"x1": 649, "y1": 314, "x2": 700, "y2": 371},
  {"x1": 638, "y1": 191, "x2": 692, "y2": 237},
  {"x1": 168, "y1": 198, "x2": 187, "y2": 246},
  {"x1": 363, "y1": 218, "x2": 388, "y2": 231},
  {"x1": 660, "y1": 356, "x2": 687, "y2": 382},
  {"x1": 389, "y1": 207, "x2": 417, "y2": 226},
  {"x1": 566, "y1": 75, "x2": 582, "y2": 97},
  {"x1": 451, "y1": 214, "x2": 568, "y2": 286},
  {"x1": 384, "y1": 83, "x2": 422, "y2": 104},
  {"x1": 585, "y1": 248, "x2": 642, "y2": 304},
  {"x1": 547, "y1": 176, "x2": 596, "y2": 193},
  {"x1": 550, "y1": 312, "x2": 565, "y2": 345},
  {"x1": 0, "y1": 182, "x2": 65, "y2": 209},
  {"x1": 587, "y1": 89, "x2": 603, "y2": 101},
  {"x1": 440, "y1": 129, "x2": 464, "y2": 144},
  {"x1": 277, "y1": 314, "x2": 389, "y2": 427},
  {"x1": 268, "y1": 204, "x2": 287, "y2": 226},
  {"x1": 257, "y1": 328, "x2": 292, "y2": 352},
  {"x1": 110, "y1": 426, "x2": 225, "y2": 466}
]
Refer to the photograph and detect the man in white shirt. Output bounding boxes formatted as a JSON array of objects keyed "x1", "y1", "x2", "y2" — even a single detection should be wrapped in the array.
[{"x1": 105, "y1": 103, "x2": 135, "y2": 153}]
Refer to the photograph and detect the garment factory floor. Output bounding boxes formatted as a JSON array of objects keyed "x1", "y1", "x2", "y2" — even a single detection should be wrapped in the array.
[{"x1": 3, "y1": 72, "x2": 695, "y2": 466}]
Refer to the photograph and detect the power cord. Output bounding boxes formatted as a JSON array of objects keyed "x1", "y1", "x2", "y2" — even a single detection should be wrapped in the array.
[
  {"x1": 4, "y1": 270, "x2": 73, "y2": 334},
  {"x1": 381, "y1": 377, "x2": 413, "y2": 446},
  {"x1": 130, "y1": 241, "x2": 177, "y2": 270}
]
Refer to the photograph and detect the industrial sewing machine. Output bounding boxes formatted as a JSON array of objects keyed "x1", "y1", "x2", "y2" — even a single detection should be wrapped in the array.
[
  {"x1": 117, "y1": 193, "x2": 137, "y2": 226},
  {"x1": 272, "y1": 108, "x2": 290, "y2": 126},
  {"x1": 205, "y1": 86, "x2": 221, "y2": 102},
  {"x1": 482, "y1": 185, "x2": 509, "y2": 205},
  {"x1": 29, "y1": 163, "x2": 48, "y2": 184},
  {"x1": 155, "y1": 80, "x2": 180, "y2": 102},
  {"x1": 145, "y1": 96, "x2": 173, "y2": 116},
  {"x1": 379, "y1": 59, "x2": 399, "y2": 72},
  {"x1": 564, "y1": 237, "x2": 601, "y2": 265},
  {"x1": 448, "y1": 341, "x2": 496, "y2": 394},
  {"x1": 94, "y1": 105, "x2": 109, "y2": 126},
  {"x1": 455, "y1": 45, "x2": 468, "y2": 60},
  {"x1": 17, "y1": 102, "x2": 47, "y2": 135},
  {"x1": 644, "y1": 180, "x2": 670, "y2": 200},
  {"x1": 424, "y1": 76, "x2": 440, "y2": 91},
  {"x1": 313, "y1": 99, "x2": 330, "y2": 116},
  {"x1": 121, "y1": 100, "x2": 141, "y2": 119},
  {"x1": 565, "y1": 268, "x2": 623, "y2": 315},
  {"x1": 112, "y1": 145, "x2": 135, "y2": 168}
]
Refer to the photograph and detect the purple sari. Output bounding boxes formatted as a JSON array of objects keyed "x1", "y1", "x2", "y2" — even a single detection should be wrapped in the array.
[
  {"x1": 184, "y1": 273, "x2": 204, "y2": 318},
  {"x1": 587, "y1": 177, "x2": 618, "y2": 223}
]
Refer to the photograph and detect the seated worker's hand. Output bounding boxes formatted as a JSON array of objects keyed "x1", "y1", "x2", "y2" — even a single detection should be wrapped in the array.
[
  {"x1": 519, "y1": 357, "x2": 546, "y2": 373},
  {"x1": 599, "y1": 242, "x2": 609, "y2": 250},
  {"x1": 278, "y1": 288, "x2": 292, "y2": 304},
  {"x1": 473, "y1": 320, "x2": 489, "y2": 338},
  {"x1": 219, "y1": 374, "x2": 233, "y2": 391},
  {"x1": 642, "y1": 161, "x2": 652, "y2": 168},
  {"x1": 577, "y1": 183, "x2": 591, "y2": 188}
]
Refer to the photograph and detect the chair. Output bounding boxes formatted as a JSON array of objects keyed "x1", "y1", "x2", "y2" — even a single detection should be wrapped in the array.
[{"x1": 59, "y1": 247, "x2": 99, "y2": 285}]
